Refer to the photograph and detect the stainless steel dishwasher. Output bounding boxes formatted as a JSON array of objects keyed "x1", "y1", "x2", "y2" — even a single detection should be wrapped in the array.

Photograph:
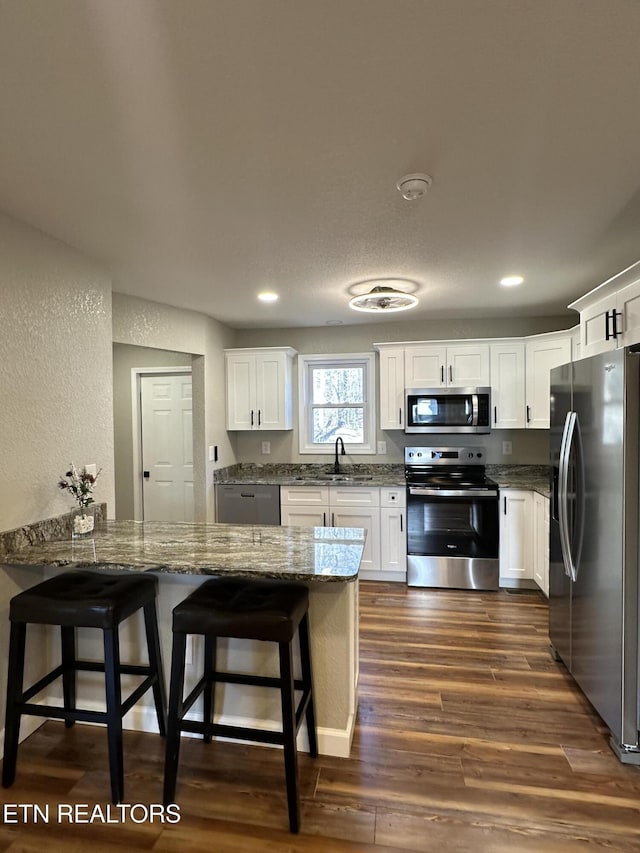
[{"x1": 215, "y1": 484, "x2": 281, "y2": 525}]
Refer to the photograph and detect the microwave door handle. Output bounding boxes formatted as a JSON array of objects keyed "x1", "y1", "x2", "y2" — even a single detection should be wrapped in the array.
[
  {"x1": 558, "y1": 411, "x2": 577, "y2": 581},
  {"x1": 471, "y1": 394, "x2": 479, "y2": 426}
]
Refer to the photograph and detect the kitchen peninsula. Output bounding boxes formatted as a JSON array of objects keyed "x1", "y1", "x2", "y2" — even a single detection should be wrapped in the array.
[{"x1": 1, "y1": 519, "x2": 364, "y2": 758}]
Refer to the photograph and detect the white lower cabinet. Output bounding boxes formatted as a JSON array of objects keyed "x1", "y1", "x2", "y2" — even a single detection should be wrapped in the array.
[
  {"x1": 499, "y1": 488, "x2": 549, "y2": 594},
  {"x1": 499, "y1": 489, "x2": 534, "y2": 585},
  {"x1": 280, "y1": 485, "x2": 406, "y2": 581},
  {"x1": 532, "y1": 492, "x2": 550, "y2": 597}
]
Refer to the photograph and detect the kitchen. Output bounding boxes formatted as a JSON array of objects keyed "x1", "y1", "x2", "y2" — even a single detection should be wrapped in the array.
[{"x1": 3, "y1": 1, "x2": 640, "y2": 850}]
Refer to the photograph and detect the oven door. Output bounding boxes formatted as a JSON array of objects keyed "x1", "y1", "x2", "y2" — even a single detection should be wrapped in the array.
[{"x1": 406, "y1": 485, "x2": 499, "y2": 589}]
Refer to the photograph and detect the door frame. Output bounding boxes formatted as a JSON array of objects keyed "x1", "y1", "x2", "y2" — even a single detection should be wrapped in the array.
[{"x1": 131, "y1": 366, "x2": 193, "y2": 521}]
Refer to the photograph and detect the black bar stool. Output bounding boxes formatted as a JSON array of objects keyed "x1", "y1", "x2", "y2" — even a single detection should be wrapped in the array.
[
  {"x1": 163, "y1": 576, "x2": 317, "y2": 833},
  {"x1": 2, "y1": 570, "x2": 167, "y2": 803}
]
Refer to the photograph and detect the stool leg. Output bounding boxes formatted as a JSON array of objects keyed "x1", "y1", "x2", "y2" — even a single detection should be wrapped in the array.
[
  {"x1": 279, "y1": 640, "x2": 300, "y2": 833},
  {"x1": 298, "y1": 613, "x2": 318, "y2": 758},
  {"x1": 202, "y1": 635, "x2": 216, "y2": 743},
  {"x1": 103, "y1": 626, "x2": 124, "y2": 804},
  {"x1": 163, "y1": 631, "x2": 187, "y2": 805},
  {"x1": 143, "y1": 600, "x2": 167, "y2": 737},
  {"x1": 60, "y1": 626, "x2": 76, "y2": 728},
  {"x1": 2, "y1": 621, "x2": 26, "y2": 788}
]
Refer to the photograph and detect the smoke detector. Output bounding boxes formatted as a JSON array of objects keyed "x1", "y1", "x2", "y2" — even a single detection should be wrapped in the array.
[
  {"x1": 349, "y1": 285, "x2": 418, "y2": 313},
  {"x1": 396, "y1": 173, "x2": 432, "y2": 200}
]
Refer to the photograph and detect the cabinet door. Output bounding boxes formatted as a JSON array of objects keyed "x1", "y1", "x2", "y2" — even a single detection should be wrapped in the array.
[
  {"x1": 532, "y1": 492, "x2": 549, "y2": 596},
  {"x1": 490, "y1": 341, "x2": 525, "y2": 429},
  {"x1": 255, "y1": 351, "x2": 293, "y2": 430},
  {"x1": 331, "y1": 506, "x2": 380, "y2": 573},
  {"x1": 225, "y1": 353, "x2": 256, "y2": 430},
  {"x1": 446, "y1": 343, "x2": 490, "y2": 386},
  {"x1": 525, "y1": 335, "x2": 572, "y2": 429},
  {"x1": 580, "y1": 293, "x2": 617, "y2": 358},
  {"x1": 280, "y1": 506, "x2": 328, "y2": 527},
  {"x1": 499, "y1": 490, "x2": 533, "y2": 581},
  {"x1": 618, "y1": 278, "x2": 640, "y2": 348},
  {"x1": 380, "y1": 506, "x2": 407, "y2": 574},
  {"x1": 378, "y1": 347, "x2": 405, "y2": 429},
  {"x1": 280, "y1": 485, "x2": 330, "y2": 505},
  {"x1": 404, "y1": 345, "x2": 446, "y2": 387}
]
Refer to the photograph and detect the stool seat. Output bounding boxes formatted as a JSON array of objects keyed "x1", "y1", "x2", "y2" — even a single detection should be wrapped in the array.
[
  {"x1": 164, "y1": 576, "x2": 318, "y2": 833},
  {"x1": 172, "y1": 577, "x2": 309, "y2": 642},
  {"x1": 9, "y1": 570, "x2": 160, "y2": 629},
  {"x1": 2, "y1": 570, "x2": 167, "y2": 804}
]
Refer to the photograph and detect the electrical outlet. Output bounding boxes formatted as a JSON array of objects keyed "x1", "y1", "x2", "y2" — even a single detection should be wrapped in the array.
[
  {"x1": 208, "y1": 445, "x2": 217, "y2": 462},
  {"x1": 261, "y1": 441, "x2": 271, "y2": 455},
  {"x1": 377, "y1": 441, "x2": 387, "y2": 455},
  {"x1": 502, "y1": 441, "x2": 513, "y2": 455}
]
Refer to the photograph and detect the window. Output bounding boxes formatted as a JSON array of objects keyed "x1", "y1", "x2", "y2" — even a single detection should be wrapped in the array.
[{"x1": 298, "y1": 354, "x2": 376, "y2": 454}]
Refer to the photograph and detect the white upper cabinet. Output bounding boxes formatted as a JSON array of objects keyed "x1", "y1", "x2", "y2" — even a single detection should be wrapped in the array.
[
  {"x1": 377, "y1": 346, "x2": 405, "y2": 430},
  {"x1": 525, "y1": 332, "x2": 572, "y2": 429},
  {"x1": 404, "y1": 342, "x2": 490, "y2": 388},
  {"x1": 225, "y1": 347, "x2": 296, "y2": 430},
  {"x1": 490, "y1": 341, "x2": 526, "y2": 429},
  {"x1": 570, "y1": 261, "x2": 640, "y2": 358}
]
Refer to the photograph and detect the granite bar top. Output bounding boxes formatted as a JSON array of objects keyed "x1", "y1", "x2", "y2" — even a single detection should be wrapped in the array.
[
  {"x1": 214, "y1": 463, "x2": 406, "y2": 487},
  {"x1": 1, "y1": 519, "x2": 364, "y2": 583}
]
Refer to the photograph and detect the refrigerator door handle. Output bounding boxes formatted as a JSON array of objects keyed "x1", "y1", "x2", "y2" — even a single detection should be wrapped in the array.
[
  {"x1": 558, "y1": 411, "x2": 577, "y2": 581},
  {"x1": 571, "y1": 413, "x2": 586, "y2": 580}
]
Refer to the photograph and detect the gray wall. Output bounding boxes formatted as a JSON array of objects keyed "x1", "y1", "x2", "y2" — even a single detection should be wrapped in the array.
[{"x1": 112, "y1": 344, "x2": 193, "y2": 520}]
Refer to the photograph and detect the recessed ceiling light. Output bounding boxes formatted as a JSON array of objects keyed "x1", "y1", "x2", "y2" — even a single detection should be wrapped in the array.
[
  {"x1": 258, "y1": 292, "x2": 279, "y2": 303},
  {"x1": 500, "y1": 275, "x2": 524, "y2": 287}
]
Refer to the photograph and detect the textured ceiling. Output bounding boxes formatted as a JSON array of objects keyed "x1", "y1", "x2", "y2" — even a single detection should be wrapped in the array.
[{"x1": 1, "y1": 0, "x2": 640, "y2": 329}]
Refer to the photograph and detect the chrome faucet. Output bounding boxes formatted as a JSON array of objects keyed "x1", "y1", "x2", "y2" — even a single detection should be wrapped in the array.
[{"x1": 334, "y1": 436, "x2": 346, "y2": 474}]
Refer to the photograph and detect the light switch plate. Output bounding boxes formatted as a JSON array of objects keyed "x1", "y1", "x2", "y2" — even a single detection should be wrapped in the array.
[{"x1": 377, "y1": 441, "x2": 387, "y2": 455}]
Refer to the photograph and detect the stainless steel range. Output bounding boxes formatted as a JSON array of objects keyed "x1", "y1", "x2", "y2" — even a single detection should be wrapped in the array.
[{"x1": 405, "y1": 446, "x2": 500, "y2": 590}]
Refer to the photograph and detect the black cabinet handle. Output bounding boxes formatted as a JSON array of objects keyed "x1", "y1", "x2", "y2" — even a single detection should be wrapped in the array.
[
  {"x1": 250, "y1": 409, "x2": 254, "y2": 426},
  {"x1": 240, "y1": 492, "x2": 255, "y2": 498},
  {"x1": 323, "y1": 512, "x2": 326, "y2": 526},
  {"x1": 400, "y1": 513, "x2": 403, "y2": 533},
  {"x1": 331, "y1": 512, "x2": 335, "y2": 527},
  {"x1": 494, "y1": 405, "x2": 497, "y2": 425},
  {"x1": 143, "y1": 471, "x2": 150, "y2": 479},
  {"x1": 440, "y1": 365, "x2": 444, "y2": 384},
  {"x1": 504, "y1": 496, "x2": 507, "y2": 514},
  {"x1": 613, "y1": 310, "x2": 623, "y2": 338},
  {"x1": 399, "y1": 407, "x2": 402, "y2": 425},
  {"x1": 526, "y1": 405, "x2": 531, "y2": 423},
  {"x1": 258, "y1": 409, "x2": 261, "y2": 426},
  {"x1": 449, "y1": 365, "x2": 453, "y2": 383}
]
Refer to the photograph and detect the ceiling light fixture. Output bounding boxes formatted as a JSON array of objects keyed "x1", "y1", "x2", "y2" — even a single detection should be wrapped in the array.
[
  {"x1": 258, "y1": 291, "x2": 279, "y2": 302},
  {"x1": 349, "y1": 285, "x2": 418, "y2": 313},
  {"x1": 396, "y1": 173, "x2": 432, "y2": 201},
  {"x1": 500, "y1": 275, "x2": 524, "y2": 287}
]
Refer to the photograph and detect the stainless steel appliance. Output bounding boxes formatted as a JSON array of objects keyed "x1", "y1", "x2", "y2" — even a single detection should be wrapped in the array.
[
  {"x1": 405, "y1": 387, "x2": 491, "y2": 434},
  {"x1": 215, "y1": 483, "x2": 281, "y2": 525},
  {"x1": 549, "y1": 346, "x2": 640, "y2": 763},
  {"x1": 405, "y1": 446, "x2": 499, "y2": 589}
]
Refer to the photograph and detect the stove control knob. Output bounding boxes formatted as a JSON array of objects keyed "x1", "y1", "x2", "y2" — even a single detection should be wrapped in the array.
[{"x1": 477, "y1": 452, "x2": 483, "y2": 458}]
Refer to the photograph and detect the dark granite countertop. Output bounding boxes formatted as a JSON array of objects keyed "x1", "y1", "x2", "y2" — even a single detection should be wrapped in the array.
[
  {"x1": 214, "y1": 463, "x2": 406, "y2": 488},
  {"x1": 488, "y1": 465, "x2": 551, "y2": 499},
  {"x1": 1, "y1": 519, "x2": 364, "y2": 583}
]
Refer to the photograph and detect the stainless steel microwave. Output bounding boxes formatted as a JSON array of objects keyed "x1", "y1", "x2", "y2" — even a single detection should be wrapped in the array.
[{"x1": 404, "y1": 387, "x2": 491, "y2": 434}]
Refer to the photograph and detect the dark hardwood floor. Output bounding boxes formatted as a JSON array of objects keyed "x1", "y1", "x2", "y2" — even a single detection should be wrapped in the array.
[{"x1": 2, "y1": 581, "x2": 640, "y2": 851}]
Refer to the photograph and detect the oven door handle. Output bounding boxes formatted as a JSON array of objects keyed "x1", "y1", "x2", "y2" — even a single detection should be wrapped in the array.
[{"x1": 408, "y1": 487, "x2": 499, "y2": 498}]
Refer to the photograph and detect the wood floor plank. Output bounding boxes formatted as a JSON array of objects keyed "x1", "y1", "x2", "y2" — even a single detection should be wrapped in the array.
[{"x1": 3, "y1": 581, "x2": 640, "y2": 851}]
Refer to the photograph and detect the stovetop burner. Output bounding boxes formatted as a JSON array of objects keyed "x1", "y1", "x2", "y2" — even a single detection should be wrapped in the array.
[{"x1": 404, "y1": 445, "x2": 496, "y2": 489}]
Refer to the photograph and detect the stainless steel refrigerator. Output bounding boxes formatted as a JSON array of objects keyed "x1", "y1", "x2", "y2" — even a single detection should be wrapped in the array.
[{"x1": 549, "y1": 345, "x2": 640, "y2": 763}]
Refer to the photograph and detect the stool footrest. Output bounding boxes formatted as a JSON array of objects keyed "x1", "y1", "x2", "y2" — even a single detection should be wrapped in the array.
[{"x1": 181, "y1": 671, "x2": 308, "y2": 718}]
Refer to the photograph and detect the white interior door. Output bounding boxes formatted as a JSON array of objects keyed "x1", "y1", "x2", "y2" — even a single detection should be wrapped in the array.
[{"x1": 141, "y1": 373, "x2": 194, "y2": 522}]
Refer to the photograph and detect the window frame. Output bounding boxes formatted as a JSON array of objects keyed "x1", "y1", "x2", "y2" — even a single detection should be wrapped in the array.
[{"x1": 298, "y1": 353, "x2": 376, "y2": 454}]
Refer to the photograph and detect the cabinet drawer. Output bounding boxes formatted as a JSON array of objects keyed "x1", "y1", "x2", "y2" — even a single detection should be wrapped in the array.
[
  {"x1": 329, "y1": 486, "x2": 380, "y2": 507},
  {"x1": 280, "y1": 485, "x2": 330, "y2": 505},
  {"x1": 380, "y1": 487, "x2": 406, "y2": 508}
]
